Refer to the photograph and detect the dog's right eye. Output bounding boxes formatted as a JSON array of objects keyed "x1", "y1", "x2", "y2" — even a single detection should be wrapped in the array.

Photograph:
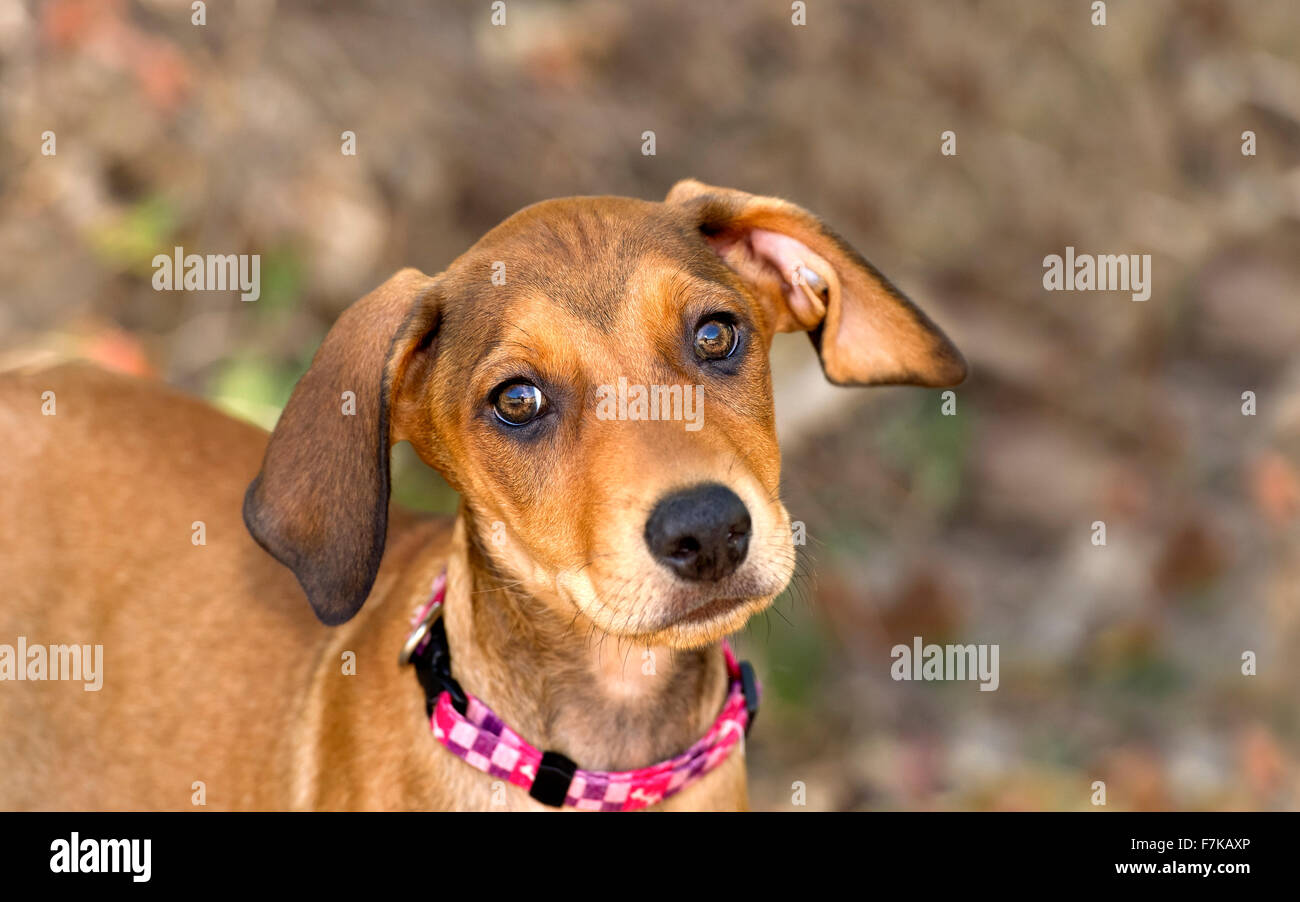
[
  {"x1": 693, "y1": 316, "x2": 739, "y2": 361},
  {"x1": 492, "y1": 380, "x2": 549, "y2": 426}
]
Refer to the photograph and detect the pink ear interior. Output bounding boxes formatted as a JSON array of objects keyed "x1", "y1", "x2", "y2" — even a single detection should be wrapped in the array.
[
  {"x1": 705, "y1": 228, "x2": 832, "y2": 330},
  {"x1": 674, "y1": 179, "x2": 966, "y2": 386}
]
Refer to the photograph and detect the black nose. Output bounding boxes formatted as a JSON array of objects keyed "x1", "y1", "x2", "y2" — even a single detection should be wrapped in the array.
[{"x1": 644, "y1": 483, "x2": 751, "y2": 582}]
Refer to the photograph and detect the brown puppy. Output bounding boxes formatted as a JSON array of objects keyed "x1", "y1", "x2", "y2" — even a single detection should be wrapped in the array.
[{"x1": 0, "y1": 180, "x2": 964, "y2": 810}]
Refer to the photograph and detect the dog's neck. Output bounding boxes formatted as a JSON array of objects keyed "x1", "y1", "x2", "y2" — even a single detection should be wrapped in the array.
[{"x1": 437, "y1": 513, "x2": 729, "y2": 772}]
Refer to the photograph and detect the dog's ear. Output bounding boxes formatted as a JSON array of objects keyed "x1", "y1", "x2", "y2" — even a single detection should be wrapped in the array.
[
  {"x1": 243, "y1": 268, "x2": 440, "y2": 625},
  {"x1": 666, "y1": 179, "x2": 966, "y2": 387}
]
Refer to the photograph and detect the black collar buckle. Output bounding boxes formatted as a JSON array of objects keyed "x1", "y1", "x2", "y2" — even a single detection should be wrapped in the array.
[
  {"x1": 411, "y1": 617, "x2": 469, "y2": 716},
  {"x1": 739, "y1": 660, "x2": 759, "y2": 736}
]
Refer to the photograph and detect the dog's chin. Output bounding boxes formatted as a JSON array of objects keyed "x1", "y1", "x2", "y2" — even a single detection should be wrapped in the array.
[
  {"x1": 557, "y1": 554, "x2": 793, "y2": 649},
  {"x1": 632, "y1": 594, "x2": 776, "y2": 649},
  {"x1": 572, "y1": 590, "x2": 778, "y2": 650}
]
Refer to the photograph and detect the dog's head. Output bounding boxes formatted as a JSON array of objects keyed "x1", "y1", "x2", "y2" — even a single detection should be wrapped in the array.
[{"x1": 244, "y1": 180, "x2": 965, "y2": 647}]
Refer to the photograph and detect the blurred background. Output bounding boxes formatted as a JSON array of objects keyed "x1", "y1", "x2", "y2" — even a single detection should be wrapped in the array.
[{"x1": 2, "y1": 0, "x2": 1298, "y2": 810}]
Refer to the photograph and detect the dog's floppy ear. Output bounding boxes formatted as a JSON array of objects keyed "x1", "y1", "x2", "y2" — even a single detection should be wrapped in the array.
[
  {"x1": 666, "y1": 179, "x2": 966, "y2": 387},
  {"x1": 243, "y1": 268, "x2": 440, "y2": 625}
]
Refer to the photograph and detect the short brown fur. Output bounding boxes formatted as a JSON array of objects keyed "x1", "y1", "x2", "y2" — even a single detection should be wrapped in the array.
[{"x1": 0, "y1": 181, "x2": 964, "y2": 810}]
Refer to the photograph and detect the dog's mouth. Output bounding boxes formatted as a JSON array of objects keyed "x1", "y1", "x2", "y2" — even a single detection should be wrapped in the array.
[
  {"x1": 626, "y1": 590, "x2": 775, "y2": 648},
  {"x1": 555, "y1": 526, "x2": 794, "y2": 645},
  {"x1": 677, "y1": 595, "x2": 747, "y2": 624},
  {"x1": 637, "y1": 591, "x2": 765, "y2": 640}
]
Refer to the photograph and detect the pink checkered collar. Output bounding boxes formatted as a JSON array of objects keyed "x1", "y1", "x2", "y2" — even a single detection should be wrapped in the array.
[{"x1": 401, "y1": 571, "x2": 760, "y2": 810}]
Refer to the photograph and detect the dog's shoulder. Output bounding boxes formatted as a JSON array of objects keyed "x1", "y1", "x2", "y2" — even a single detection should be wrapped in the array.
[
  {"x1": 0, "y1": 361, "x2": 269, "y2": 472},
  {"x1": 0, "y1": 363, "x2": 276, "y2": 594}
]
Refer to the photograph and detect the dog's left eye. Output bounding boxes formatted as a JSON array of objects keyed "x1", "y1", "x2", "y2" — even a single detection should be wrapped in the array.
[
  {"x1": 492, "y1": 381, "x2": 549, "y2": 426},
  {"x1": 694, "y1": 318, "x2": 738, "y2": 361}
]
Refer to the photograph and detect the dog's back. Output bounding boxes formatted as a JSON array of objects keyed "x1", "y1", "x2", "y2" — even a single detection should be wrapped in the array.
[{"x1": 0, "y1": 364, "x2": 320, "y2": 809}]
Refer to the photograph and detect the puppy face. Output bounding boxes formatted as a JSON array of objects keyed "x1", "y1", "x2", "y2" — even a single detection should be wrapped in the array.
[
  {"x1": 245, "y1": 181, "x2": 966, "y2": 637},
  {"x1": 400, "y1": 199, "x2": 793, "y2": 647}
]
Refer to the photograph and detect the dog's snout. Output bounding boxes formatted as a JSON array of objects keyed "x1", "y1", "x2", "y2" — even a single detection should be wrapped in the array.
[{"x1": 644, "y1": 483, "x2": 751, "y2": 582}]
